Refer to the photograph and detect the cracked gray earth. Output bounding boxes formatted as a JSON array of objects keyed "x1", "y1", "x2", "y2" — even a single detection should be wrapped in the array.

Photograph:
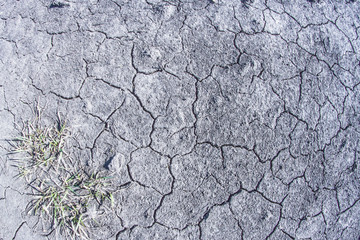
[{"x1": 1, "y1": 0, "x2": 360, "y2": 239}]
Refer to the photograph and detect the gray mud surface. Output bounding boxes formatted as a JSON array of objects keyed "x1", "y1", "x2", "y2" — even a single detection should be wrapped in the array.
[{"x1": 1, "y1": 0, "x2": 360, "y2": 239}]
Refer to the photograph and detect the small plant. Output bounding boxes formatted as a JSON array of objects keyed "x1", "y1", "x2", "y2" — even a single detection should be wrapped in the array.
[
  {"x1": 11, "y1": 116, "x2": 68, "y2": 180},
  {"x1": 9, "y1": 103, "x2": 116, "y2": 240}
]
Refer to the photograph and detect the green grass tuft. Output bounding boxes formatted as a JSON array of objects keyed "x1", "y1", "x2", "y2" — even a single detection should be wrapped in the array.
[{"x1": 10, "y1": 107, "x2": 116, "y2": 240}]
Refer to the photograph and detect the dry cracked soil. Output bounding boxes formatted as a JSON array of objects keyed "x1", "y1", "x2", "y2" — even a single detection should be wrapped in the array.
[{"x1": 1, "y1": 0, "x2": 360, "y2": 239}]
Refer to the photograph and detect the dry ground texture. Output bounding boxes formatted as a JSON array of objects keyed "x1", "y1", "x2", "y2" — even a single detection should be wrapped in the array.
[{"x1": 1, "y1": 0, "x2": 360, "y2": 239}]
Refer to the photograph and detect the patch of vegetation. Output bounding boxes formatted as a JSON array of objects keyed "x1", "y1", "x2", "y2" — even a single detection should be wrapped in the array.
[{"x1": 9, "y1": 104, "x2": 115, "y2": 239}]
